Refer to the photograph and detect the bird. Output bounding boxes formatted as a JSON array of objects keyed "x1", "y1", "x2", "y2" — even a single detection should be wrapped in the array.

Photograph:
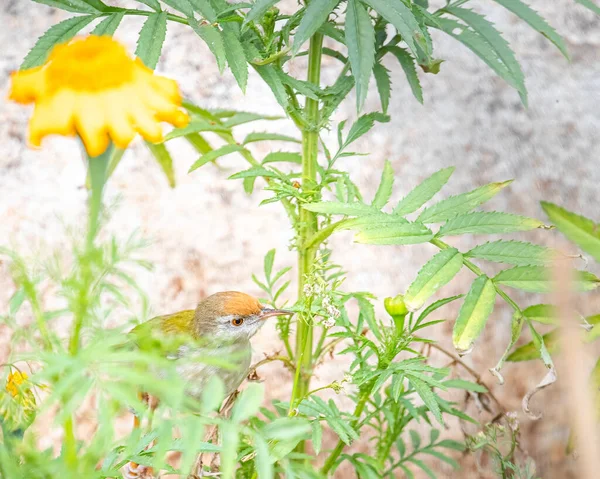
[
  {"x1": 124, "y1": 291, "x2": 292, "y2": 478},
  {"x1": 130, "y1": 290, "x2": 293, "y2": 401}
]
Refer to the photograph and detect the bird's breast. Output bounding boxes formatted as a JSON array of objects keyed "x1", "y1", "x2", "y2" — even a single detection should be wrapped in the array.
[{"x1": 172, "y1": 341, "x2": 252, "y2": 401}]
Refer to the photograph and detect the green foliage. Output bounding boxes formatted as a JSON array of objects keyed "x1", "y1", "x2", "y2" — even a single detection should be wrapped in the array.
[{"x1": 8, "y1": 0, "x2": 596, "y2": 477}]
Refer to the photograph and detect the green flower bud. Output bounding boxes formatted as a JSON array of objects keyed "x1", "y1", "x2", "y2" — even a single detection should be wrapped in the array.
[{"x1": 384, "y1": 294, "x2": 408, "y2": 332}]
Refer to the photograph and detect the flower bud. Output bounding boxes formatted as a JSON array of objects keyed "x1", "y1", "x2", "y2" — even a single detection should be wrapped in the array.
[{"x1": 384, "y1": 294, "x2": 408, "y2": 332}]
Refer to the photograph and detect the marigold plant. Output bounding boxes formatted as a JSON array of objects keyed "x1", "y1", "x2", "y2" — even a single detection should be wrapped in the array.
[{"x1": 2, "y1": 1, "x2": 599, "y2": 479}]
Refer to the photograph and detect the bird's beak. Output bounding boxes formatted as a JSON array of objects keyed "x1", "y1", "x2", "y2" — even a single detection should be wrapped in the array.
[{"x1": 259, "y1": 307, "x2": 293, "y2": 320}]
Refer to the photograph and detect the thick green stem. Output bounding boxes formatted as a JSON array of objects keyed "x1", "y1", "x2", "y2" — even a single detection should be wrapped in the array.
[{"x1": 290, "y1": 31, "x2": 324, "y2": 429}]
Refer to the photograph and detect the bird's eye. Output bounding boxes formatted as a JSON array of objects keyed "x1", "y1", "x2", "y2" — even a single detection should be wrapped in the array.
[{"x1": 231, "y1": 317, "x2": 244, "y2": 327}]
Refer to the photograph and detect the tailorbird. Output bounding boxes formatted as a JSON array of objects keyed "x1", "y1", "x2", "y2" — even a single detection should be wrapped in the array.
[
  {"x1": 130, "y1": 291, "x2": 292, "y2": 401},
  {"x1": 123, "y1": 292, "x2": 292, "y2": 478}
]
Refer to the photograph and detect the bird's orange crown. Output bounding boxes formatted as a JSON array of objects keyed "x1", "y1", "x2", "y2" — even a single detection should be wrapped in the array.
[{"x1": 218, "y1": 291, "x2": 262, "y2": 316}]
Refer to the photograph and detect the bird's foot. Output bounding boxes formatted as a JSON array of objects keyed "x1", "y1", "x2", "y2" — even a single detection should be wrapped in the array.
[{"x1": 123, "y1": 462, "x2": 154, "y2": 479}]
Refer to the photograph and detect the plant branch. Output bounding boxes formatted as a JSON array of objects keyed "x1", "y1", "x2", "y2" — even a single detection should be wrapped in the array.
[
  {"x1": 321, "y1": 380, "x2": 375, "y2": 475},
  {"x1": 430, "y1": 238, "x2": 522, "y2": 313}
]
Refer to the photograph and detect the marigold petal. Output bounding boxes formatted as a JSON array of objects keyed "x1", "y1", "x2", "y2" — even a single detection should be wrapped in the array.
[
  {"x1": 105, "y1": 93, "x2": 136, "y2": 149},
  {"x1": 9, "y1": 68, "x2": 46, "y2": 104},
  {"x1": 140, "y1": 86, "x2": 189, "y2": 127},
  {"x1": 129, "y1": 103, "x2": 163, "y2": 144},
  {"x1": 28, "y1": 90, "x2": 76, "y2": 148},
  {"x1": 158, "y1": 109, "x2": 190, "y2": 128},
  {"x1": 74, "y1": 96, "x2": 110, "y2": 157},
  {"x1": 149, "y1": 75, "x2": 182, "y2": 104}
]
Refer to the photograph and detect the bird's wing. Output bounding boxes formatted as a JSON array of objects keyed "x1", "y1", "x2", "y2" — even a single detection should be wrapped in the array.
[{"x1": 129, "y1": 310, "x2": 196, "y2": 354}]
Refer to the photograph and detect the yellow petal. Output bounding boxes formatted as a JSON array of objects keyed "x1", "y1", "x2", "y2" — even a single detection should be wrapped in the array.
[
  {"x1": 105, "y1": 92, "x2": 136, "y2": 149},
  {"x1": 9, "y1": 68, "x2": 46, "y2": 104},
  {"x1": 148, "y1": 74, "x2": 181, "y2": 103},
  {"x1": 128, "y1": 102, "x2": 163, "y2": 143},
  {"x1": 28, "y1": 90, "x2": 76, "y2": 147},
  {"x1": 74, "y1": 95, "x2": 109, "y2": 157}
]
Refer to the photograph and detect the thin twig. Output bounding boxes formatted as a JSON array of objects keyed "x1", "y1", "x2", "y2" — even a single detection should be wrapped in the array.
[{"x1": 423, "y1": 340, "x2": 506, "y2": 413}]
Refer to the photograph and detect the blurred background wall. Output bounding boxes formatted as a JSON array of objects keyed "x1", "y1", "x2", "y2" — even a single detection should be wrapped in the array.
[{"x1": 1, "y1": 0, "x2": 599, "y2": 477}]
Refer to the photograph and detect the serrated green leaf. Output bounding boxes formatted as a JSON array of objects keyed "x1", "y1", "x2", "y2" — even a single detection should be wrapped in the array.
[
  {"x1": 244, "y1": 44, "x2": 290, "y2": 110},
  {"x1": 492, "y1": 0, "x2": 569, "y2": 59},
  {"x1": 319, "y1": 21, "x2": 346, "y2": 44},
  {"x1": 418, "y1": 180, "x2": 512, "y2": 224},
  {"x1": 445, "y1": 7, "x2": 526, "y2": 103},
  {"x1": 220, "y1": 111, "x2": 283, "y2": 127},
  {"x1": 393, "y1": 167, "x2": 455, "y2": 216},
  {"x1": 220, "y1": 423, "x2": 239, "y2": 479},
  {"x1": 135, "y1": 12, "x2": 168, "y2": 69},
  {"x1": 185, "y1": 133, "x2": 212, "y2": 154},
  {"x1": 243, "y1": 0, "x2": 278, "y2": 27},
  {"x1": 191, "y1": 24, "x2": 227, "y2": 72},
  {"x1": 165, "y1": 119, "x2": 229, "y2": 141},
  {"x1": 339, "y1": 213, "x2": 409, "y2": 231},
  {"x1": 354, "y1": 223, "x2": 434, "y2": 245},
  {"x1": 292, "y1": 0, "x2": 340, "y2": 54},
  {"x1": 21, "y1": 15, "x2": 98, "y2": 69},
  {"x1": 343, "y1": 112, "x2": 390, "y2": 149},
  {"x1": 229, "y1": 166, "x2": 278, "y2": 180},
  {"x1": 136, "y1": 0, "x2": 161, "y2": 11},
  {"x1": 452, "y1": 275, "x2": 496, "y2": 353},
  {"x1": 232, "y1": 382, "x2": 264, "y2": 422},
  {"x1": 465, "y1": 240, "x2": 552, "y2": 266},
  {"x1": 438, "y1": 211, "x2": 543, "y2": 236},
  {"x1": 373, "y1": 62, "x2": 391, "y2": 113},
  {"x1": 494, "y1": 266, "x2": 600, "y2": 292},
  {"x1": 263, "y1": 418, "x2": 311, "y2": 442},
  {"x1": 409, "y1": 429, "x2": 421, "y2": 450},
  {"x1": 523, "y1": 304, "x2": 556, "y2": 325},
  {"x1": 189, "y1": 0, "x2": 218, "y2": 22},
  {"x1": 92, "y1": 11, "x2": 125, "y2": 35},
  {"x1": 541, "y1": 202, "x2": 600, "y2": 263},
  {"x1": 243, "y1": 132, "x2": 300, "y2": 145},
  {"x1": 575, "y1": 0, "x2": 600, "y2": 15},
  {"x1": 222, "y1": 24, "x2": 248, "y2": 92},
  {"x1": 443, "y1": 378, "x2": 487, "y2": 393},
  {"x1": 311, "y1": 420, "x2": 323, "y2": 454},
  {"x1": 346, "y1": 0, "x2": 375, "y2": 110},
  {"x1": 275, "y1": 69, "x2": 323, "y2": 100},
  {"x1": 387, "y1": 46, "x2": 423, "y2": 104},
  {"x1": 416, "y1": 294, "x2": 463, "y2": 325},
  {"x1": 362, "y1": 0, "x2": 429, "y2": 60},
  {"x1": 188, "y1": 144, "x2": 246, "y2": 172},
  {"x1": 408, "y1": 375, "x2": 443, "y2": 425},
  {"x1": 302, "y1": 202, "x2": 377, "y2": 216},
  {"x1": 371, "y1": 160, "x2": 394, "y2": 209},
  {"x1": 405, "y1": 248, "x2": 463, "y2": 312},
  {"x1": 507, "y1": 329, "x2": 559, "y2": 362},
  {"x1": 262, "y1": 152, "x2": 302, "y2": 164},
  {"x1": 254, "y1": 434, "x2": 273, "y2": 479},
  {"x1": 161, "y1": 0, "x2": 194, "y2": 17},
  {"x1": 145, "y1": 141, "x2": 176, "y2": 187},
  {"x1": 434, "y1": 16, "x2": 525, "y2": 103},
  {"x1": 423, "y1": 449, "x2": 459, "y2": 469},
  {"x1": 32, "y1": 0, "x2": 102, "y2": 13}
]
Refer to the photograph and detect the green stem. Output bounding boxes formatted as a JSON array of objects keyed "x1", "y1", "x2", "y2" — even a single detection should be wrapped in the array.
[
  {"x1": 321, "y1": 380, "x2": 375, "y2": 475},
  {"x1": 63, "y1": 145, "x2": 110, "y2": 469},
  {"x1": 100, "y1": 8, "x2": 189, "y2": 25},
  {"x1": 290, "y1": 32, "x2": 324, "y2": 423},
  {"x1": 68, "y1": 147, "x2": 110, "y2": 355}
]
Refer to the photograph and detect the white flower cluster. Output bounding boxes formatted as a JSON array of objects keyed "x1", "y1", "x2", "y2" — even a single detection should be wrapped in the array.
[
  {"x1": 303, "y1": 281, "x2": 324, "y2": 298},
  {"x1": 321, "y1": 296, "x2": 340, "y2": 328}
]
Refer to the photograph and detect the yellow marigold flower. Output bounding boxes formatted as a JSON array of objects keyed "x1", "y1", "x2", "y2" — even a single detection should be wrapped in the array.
[
  {"x1": 6, "y1": 371, "x2": 28, "y2": 398},
  {"x1": 9, "y1": 35, "x2": 189, "y2": 157}
]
